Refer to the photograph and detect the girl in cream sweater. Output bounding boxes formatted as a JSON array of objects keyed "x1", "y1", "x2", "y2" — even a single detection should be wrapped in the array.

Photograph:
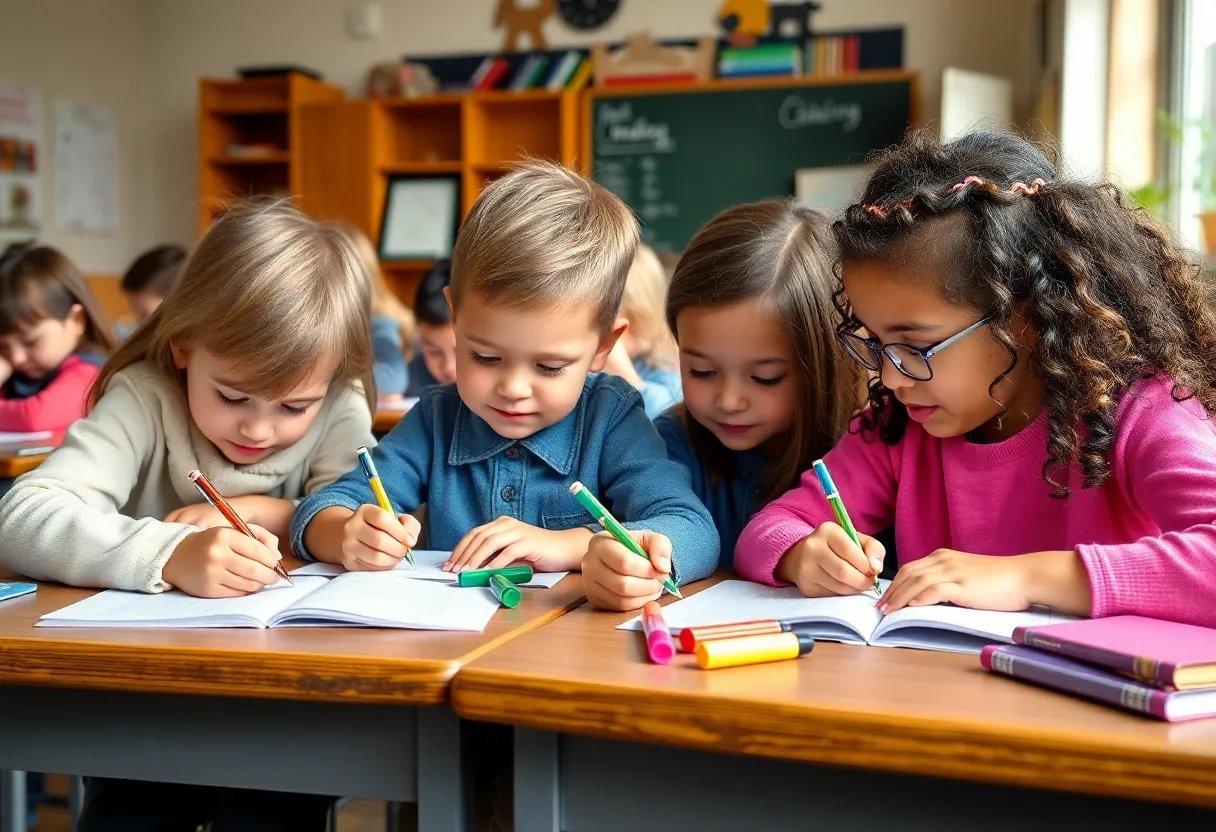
[{"x1": 0, "y1": 200, "x2": 375, "y2": 830}]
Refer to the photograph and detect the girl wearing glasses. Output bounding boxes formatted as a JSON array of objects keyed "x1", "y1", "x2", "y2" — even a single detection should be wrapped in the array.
[{"x1": 737, "y1": 130, "x2": 1216, "y2": 628}]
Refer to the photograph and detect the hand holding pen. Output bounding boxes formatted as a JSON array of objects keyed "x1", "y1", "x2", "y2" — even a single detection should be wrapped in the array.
[{"x1": 159, "y1": 470, "x2": 291, "y2": 598}]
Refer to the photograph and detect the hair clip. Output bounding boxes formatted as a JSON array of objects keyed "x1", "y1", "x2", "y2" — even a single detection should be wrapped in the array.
[{"x1": 950, "y1": 175, "x2": 1047, "y2": 196}]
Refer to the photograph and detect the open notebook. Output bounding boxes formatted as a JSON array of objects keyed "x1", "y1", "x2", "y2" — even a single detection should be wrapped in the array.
[
  {"x1": 290, "y1": 550, "x2": 568, "y2": 588},
  {"x1": 619, "y1": 580, "x2": 1076, "y2": 654},
  {"x1": 39, "y1": 572, "x2": 501, "y2": 632}
]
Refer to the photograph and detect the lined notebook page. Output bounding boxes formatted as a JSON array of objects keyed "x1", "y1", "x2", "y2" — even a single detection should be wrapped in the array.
[
  {"x1": 617, "y1": 580, "x2": 886, "y2": 645},
  {"x1": 38, "y1": 577, "x2": 330, "y2": 628},
  {"x1": 272, "y1": 571, "x2": 501, "y2": 631},
  {"x1": 291, "y1": 551, "x2": 568, "y2": 588}
]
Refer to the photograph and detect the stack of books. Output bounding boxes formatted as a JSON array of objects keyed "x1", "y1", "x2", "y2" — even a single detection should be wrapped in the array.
[
  {"x1": 468, "y1": 51, "x2": 588, "y2": 92},
  {"x1": 717, "y1": 43, "x2": 802, "y2": 79},
  {"x1": 981, "y1": 616, "x2": 1216, "y2": 722},
  {"x1": 805, "y1": 33, "x2": 862, "y2": 76}
]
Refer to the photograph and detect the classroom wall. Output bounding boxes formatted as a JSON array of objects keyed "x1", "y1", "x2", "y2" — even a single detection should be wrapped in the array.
[
  {"x1": 0, "y1": 0, "x2": 158, "y2": 274},
  {"x1": 147, "y1": 0, "x2": 1041, "y2": 246}
]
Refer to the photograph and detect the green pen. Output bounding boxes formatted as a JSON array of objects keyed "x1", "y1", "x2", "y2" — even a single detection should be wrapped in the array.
[
  {"x1": 568, "y1": 481, "x2": 682, "y2": 599},
  {"x1": 812, "y1": 459, "x2": 881, "y2": 594},
  {"x1": 489, "y1": 574, "x2": 521, "y2": 608},
  {"x1": 457, "y1": 565, "x2": 535, "y2": 587}
]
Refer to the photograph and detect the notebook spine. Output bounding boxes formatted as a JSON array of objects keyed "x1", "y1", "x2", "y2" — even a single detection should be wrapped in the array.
[
  {"x1": 1013, "y1": 627, "x2": 1173, "y2": 687},
  {"x1": 982, "y1": 645, "x2": 1169, "y2": 719}
]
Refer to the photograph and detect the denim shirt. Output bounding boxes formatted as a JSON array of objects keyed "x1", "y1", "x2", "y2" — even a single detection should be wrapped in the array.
[
  {"x1": 291, "y1": 373, "x2": 720, "y2": 585},
  {"x1": 653, "y1": 408, "x2": 768, "y2": 570},
  {"x1": 371, "y1": 314, "x2": 409, "y2": 398},
  {"x1": 633, "y1": 357, "x2": 682, "y2": 418}
]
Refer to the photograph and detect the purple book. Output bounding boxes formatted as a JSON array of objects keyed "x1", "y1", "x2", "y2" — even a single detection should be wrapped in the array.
[
  {"x1": 981, "y1": 645, "x2": 1216, "y2": 722},
  {"x1": 1013, "y1": 615, "x2": 1216, "y2": 689}
]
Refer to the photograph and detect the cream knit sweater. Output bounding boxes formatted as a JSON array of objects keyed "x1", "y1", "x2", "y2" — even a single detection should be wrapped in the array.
[{"x1": 0, "y1": 362, "x2": 374, "y2": 592}]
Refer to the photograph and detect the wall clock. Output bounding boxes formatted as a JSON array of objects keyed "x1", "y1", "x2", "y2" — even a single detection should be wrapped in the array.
[{"x1": 558, "y1": 0, "x2": 621, "y2": 31}]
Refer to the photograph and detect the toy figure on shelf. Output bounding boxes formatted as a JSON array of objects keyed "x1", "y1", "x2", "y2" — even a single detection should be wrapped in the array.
[
  {"x1": 591, "y1": 31, "x2": 715, "y2": 87},
  {"x1": 495, "y1": 0, "x2": 556, "y2": 52}
]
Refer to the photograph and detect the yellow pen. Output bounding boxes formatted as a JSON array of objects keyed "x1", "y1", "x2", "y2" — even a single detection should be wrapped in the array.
[{"x1": 356, "y1": 446, "x2": 415, "y2": 569}]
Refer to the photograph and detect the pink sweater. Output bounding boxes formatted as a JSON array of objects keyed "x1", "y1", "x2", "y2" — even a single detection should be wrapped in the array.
[
  {"x1": 0, "y1": 355, "x2": 99, "y2": 433},
  {"x1": 736, "y1": 375, "x2": 1216, "y2": 627}
]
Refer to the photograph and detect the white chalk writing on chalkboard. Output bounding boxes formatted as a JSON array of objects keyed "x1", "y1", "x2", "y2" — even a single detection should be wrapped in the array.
[
  {"x1": 778, "y1": 95, "x2": 863, "y2": 132},
  {"x1": 596, "y1": 102, "x2": 676, "y2": 156}
]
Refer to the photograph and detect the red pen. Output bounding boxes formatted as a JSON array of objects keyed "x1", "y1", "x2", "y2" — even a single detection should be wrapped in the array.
[
  {"x1": 187, "y1": 469, "x2": 292, "y2": 585},
  {"x1": 641, "y1": 601, "x2": 675, "y2": 664}
]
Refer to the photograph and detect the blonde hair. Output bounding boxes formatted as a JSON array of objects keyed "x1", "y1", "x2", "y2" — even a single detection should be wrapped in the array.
[
  {"x1": 620, "y1": 244, "x2": 676, "y2": 370},
  {"x1": 451, "y1": 159, "x2": 639, "y2": 332},
  {"x1": 340, "y1": 223, "x2": 417, "y2": 359},
  {"x1": 90, "y1": 200, "x2": 374, "y2": 410}
]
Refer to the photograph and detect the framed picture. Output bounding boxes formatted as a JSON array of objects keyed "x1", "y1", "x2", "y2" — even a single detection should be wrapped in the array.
[{"x1": 377, "y1": 175, "x2": 460, "y2": 260}]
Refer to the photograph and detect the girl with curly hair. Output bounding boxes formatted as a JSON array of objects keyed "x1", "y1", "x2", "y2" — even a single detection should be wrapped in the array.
[{"x1": 736, "y1": 129, "x2": 1216, "y2": 627}]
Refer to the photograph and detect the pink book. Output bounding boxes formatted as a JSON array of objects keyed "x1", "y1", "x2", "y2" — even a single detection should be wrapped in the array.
[
  {"x1": 1013, "y1": 616, "x2": 1216, "y2": 690},
  {"x1": 981, "y1": 645, "x2": 1216, "y2": 722}
]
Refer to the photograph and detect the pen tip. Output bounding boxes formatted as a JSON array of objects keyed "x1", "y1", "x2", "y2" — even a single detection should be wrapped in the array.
[{"x1": 671, "y1": 587, "x2": 684, "y2": 599}]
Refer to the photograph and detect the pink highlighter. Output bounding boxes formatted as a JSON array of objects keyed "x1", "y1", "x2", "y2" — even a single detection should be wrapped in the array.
[{"x1": 642, "y1": 601, "x2": 676, "y2": 664}]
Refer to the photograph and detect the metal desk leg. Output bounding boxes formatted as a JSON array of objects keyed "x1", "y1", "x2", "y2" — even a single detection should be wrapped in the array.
[
  {"x1": 0, "y1": 771, "x2": 25, "y2": 832},
  {"x1": 514, "y1": 728, "x2": 560, "y2": 832},
  {"x1": 415, "y1": 708, "x2": 470, "y2": 832},
  {"x1": 69, "y1": 774, "x2": 84, "y2": 829}
]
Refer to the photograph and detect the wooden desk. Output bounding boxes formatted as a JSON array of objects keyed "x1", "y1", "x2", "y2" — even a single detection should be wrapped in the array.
[
  {"x1": 0, "y1": 451, "x2": 46, "y2": 478},
  {"x1": 453, "y1": 577, "x2": 1216, "y2": 831},
  {"x1": 374, "y1": 409, "x2": 404, "y2": 434},
  {"x1": 0, "y1": 572, "x2": 584, "y2": 832},
  {"x1": 373, "y1": 398, "x2": 416, "y2": 435}
]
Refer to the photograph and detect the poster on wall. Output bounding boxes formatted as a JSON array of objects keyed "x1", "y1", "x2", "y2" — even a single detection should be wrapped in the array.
[
  {"x1": 0, "y1": 82, "x2": 43, "y2": 235},
  {"x1": 54, "y1": 99, "x2": 118, "y2": 232}
]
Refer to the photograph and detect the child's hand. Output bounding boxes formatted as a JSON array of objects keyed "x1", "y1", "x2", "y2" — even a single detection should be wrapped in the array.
[
  {"x1": 777, "y1": 522, "x2": 885, "y2": 598},
  {"x1": 446, "y1": 517, "x2": 589, "y2": 573},
  {"x1": 583, "y1": 529, "x2": 672, "y2": 611},
  {"x1": 341, "y1": 504, "x2": 420, "y2": 571},
  {"x1": 879, "y1": 549, "x2": 1031, "y2": 614},
  {"x1": 0, "y1": 356, "x2": 11, "y2": 386},
  {"x1": 163, "y1": 525, "x2": 282, "y2": 598},
  {"x1": 163, "y1": 502, "x2": 228, "y2": 529}
]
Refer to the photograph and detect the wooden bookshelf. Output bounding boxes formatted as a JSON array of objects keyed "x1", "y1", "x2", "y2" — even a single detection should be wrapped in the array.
[
  {"x1": 198, "y1": 73, "x2": 343, "y2": 232},
  {"x1": 296, "y1": 88, "x2": 583, "y2": 304}
]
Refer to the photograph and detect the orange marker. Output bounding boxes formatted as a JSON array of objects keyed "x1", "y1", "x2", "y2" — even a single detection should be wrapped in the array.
[
  {"x1": 679, "y1": 619, "x2": 795, "y2": 653},
  {"x1": 695, "y1": 631, "x2": 814, "y2": 670},
  {"x1": 187, "y1": 469, "x2": 292, "y2": 585}
]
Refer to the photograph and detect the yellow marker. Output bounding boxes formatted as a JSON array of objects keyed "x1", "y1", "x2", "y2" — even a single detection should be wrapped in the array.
[
  {"x1": 694, "y1": 631, "x2": 815, "y2": 670},
  {"x1": 356, "y1": 446, "x2": 415, "y2": 569}
]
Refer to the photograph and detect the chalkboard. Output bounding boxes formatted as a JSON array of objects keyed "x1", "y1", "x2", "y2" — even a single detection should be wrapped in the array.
[{"x1": 588, "y1": 75, "x2": 917, "y2": 251}]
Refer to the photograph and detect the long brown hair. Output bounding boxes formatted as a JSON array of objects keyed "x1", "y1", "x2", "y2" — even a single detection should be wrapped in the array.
[
  {"x1": 0, "y1": 242, "x2": 116, "y2": 355},
  {"x1": 90, "y1": 200, "x2": 374, "y2": 411},
  {"x1": 834, "y1": 129, "x2": 1216, "y2": 497},
  {"x1": 667, "y1": 199, "x2": 862, "y2": 503}
]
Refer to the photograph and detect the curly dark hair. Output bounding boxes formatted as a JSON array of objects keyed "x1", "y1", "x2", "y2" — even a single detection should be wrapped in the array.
[{"x1": 833, "y1": 129, "x2": 1216, "y2": 497}]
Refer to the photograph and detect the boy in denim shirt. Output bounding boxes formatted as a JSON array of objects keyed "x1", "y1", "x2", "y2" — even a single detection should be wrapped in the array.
[{"x1": 291, "y1": 161, "x2": 718, "y2": 610}]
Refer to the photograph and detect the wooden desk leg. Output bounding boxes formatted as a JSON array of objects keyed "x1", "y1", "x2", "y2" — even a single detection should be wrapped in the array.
[
  {"x1": 0, "y1": 770, "x2": 25, "y2": 832},
  {"x1": 416, "y1": 707, "x2": 471, "y2": 832}
]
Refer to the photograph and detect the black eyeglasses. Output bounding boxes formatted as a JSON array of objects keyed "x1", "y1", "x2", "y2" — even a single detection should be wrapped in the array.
[{"x1": 837, "y1": 317, "x2": 991, "y2": 381}]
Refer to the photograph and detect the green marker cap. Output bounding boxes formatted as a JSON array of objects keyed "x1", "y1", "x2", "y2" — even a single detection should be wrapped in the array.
[
  {"x1": 457, "y1": 565, "x2": 535, "y2": 588},
  {"x1": 489, "y1": 574, "x2": 521, "y2": 608}
]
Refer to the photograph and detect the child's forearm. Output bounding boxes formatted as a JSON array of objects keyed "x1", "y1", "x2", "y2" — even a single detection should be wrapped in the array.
[
  {"x1": 302, "y1": 506, "x2": 356, "y2": 564},
  {"x1": 1023, "y1": 549, "x2": 1093, "y2": 616},
  {"x1": 228, "y1": 495, "x2": 295, "y2": 541}
]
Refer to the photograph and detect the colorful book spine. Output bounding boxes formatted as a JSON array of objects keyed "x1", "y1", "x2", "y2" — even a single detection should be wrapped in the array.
[
  {"x1": 1013, "y1": 626, "x2": 1176, "y2": 688},
  {"x1": 565, "y1": 57, "x2": 592, "y2": 90},
  {"x1": 982, "y1": 645, "x2": 1185, "y2": 721},
  {"x1": 546, "y1": 51, "x2": 581, "y2": 90},
  {"x1": 476, "y1": 57, "x2": 511, "y2": 91},
  {"x1": 804, "y1": 34, "x2": 862, "y2": 76}
]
